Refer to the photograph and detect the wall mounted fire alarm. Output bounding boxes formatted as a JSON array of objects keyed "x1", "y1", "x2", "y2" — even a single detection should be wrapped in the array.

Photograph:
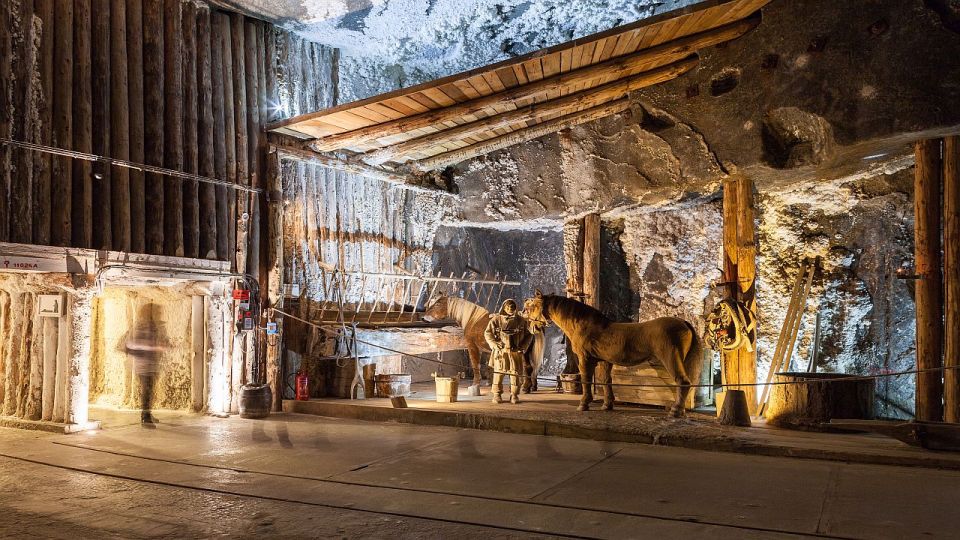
[{"x1": 37, "y1": 294, "x2": 65, "y2": 318}]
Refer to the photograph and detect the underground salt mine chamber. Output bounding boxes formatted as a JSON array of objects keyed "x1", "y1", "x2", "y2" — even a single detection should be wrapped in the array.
[{"x1": 0, "y1": 0, "x2": 958, "y2": 450}]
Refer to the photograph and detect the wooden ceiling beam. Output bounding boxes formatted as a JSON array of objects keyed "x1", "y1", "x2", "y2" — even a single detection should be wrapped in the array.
[
  {"x1": 408, "y1": 98, "x2": 633, "y2": 172},
  {"x1": 362, "y1": 55, "x2": 698, "y2": 165},
  {"x1": 312, "y1": 15, "x2": 758, "y2": 152}
]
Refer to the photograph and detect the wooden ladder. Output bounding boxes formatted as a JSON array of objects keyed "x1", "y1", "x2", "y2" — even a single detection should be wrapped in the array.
[{"x1": 758, "y1": 257, "x2": 819, "y2": 416}]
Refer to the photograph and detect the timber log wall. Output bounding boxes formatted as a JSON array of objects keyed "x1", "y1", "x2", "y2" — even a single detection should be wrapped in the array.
[{"x1": 0, "y1": 0, "x2": 335, "y2": 273}]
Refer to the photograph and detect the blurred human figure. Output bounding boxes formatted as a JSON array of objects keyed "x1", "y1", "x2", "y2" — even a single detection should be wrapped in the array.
[
  {"x1": 484, "y1": 299, "x2": 532, "y2": 404},
  {"x1": 126, "y1": 303, "x2": 166, "y2": 425}
]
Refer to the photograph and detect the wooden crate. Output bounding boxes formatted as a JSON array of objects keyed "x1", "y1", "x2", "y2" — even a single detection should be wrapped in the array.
[{"x1": 607, "y1": 364, "x2": 694, "y2": 409}]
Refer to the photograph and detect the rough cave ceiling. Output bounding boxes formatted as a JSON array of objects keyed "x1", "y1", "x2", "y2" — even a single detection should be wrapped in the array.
[{"x1": 218, "y1": 0, "x2": 700, "y2": 99}]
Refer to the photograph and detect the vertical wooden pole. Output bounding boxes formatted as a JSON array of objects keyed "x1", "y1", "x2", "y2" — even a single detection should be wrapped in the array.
[
  {"x1": 722, "y1": 175, "x2": 758, "y2": 413},
  {"x1": 197, "y1": 6, "x2": 217, "y2": 260},
  {"x1": 735, "y1": 175, "x2": 759, "y2": 414},
  {"x1": 33, "y1": 0, "x2": 55, "y2": 246},
  {"x1": 220, "y1": 12, "x2": 237, "y2": 268},
  {"x1": 72, "y1": 0, "x2": 93, "y2": 248},
  {"x1": 0, "y1": 3, "x2": 11, "y2": 243},
  {"x1": 256, "y1": 23, "x2": 269, "y2": 287},
  {"x1": 231, "y1": 13, "x2": 249, "y2": 275},
  {"x1": 163, "y1": 0, "x2": 184, "y2": 257},
  {"x1": 91, "y1": 0, "x2": 112, "y2": 250},
  {"x1": 915, "y1": 138, "x2": 945, "y2": 422},
  {"x1": 51, "y1": 1, "x2": 73, "y2": 246},
  {"x1": 11, "y1": 0, "x2": 37, "y2": 245},
  {"x1": 142, "y1": 0, "x2": 164, "y2": 254},
  {"x1": 210, "y1": 10, "x2": 229, "y2": 262},
  {"x1": 182, "y1": 2, "x2": 200, "y2": 260},
  {"x1": 946, "y1": 136, "x2": 960, "y2": 423},
  {"x1": 266, "y1": 149, "x2": 283, "y2": 410},
  {"x1": 721, "y1": 178, "x2": 739, "y2": 388},
  {"x1": 582, "y1": 213, "x2": 601, "y2": 309},
  {"x1": 126, "y1": 0, "x2": 145, "y2": 254},
  {"x1": 244, "y1": 19, "x2": 261, "y2": 278},
  {"x1": 110, "y1": 0, "x2": 130, "y2": 252}
]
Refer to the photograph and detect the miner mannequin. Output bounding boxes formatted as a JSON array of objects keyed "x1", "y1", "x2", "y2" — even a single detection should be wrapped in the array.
[{"x1": 484, "y1": 299, "x2": 533, "y2": 404}]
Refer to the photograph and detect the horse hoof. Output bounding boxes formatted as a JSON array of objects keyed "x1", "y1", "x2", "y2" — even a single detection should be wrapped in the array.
[
  {"x1": 577, "y1": 404, "x2": 589, "y2": 412},
  {"x1": 510, "y1": 396, "x2": 520, "y2": 405},
  {"x1": 602, "y1": 403, "x2": 614, "y2": 411},
  {"x1": 669, "y1": 408, "x2": 685, "y2": 418}
]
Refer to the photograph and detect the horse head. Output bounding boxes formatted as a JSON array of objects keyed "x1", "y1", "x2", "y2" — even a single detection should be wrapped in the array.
[
  {"x1": 423, "y1": 292, "x2": 449, "y2": 321},
  {"x1": 522, "y1": 289, "x2": 550, "y2": 327}
]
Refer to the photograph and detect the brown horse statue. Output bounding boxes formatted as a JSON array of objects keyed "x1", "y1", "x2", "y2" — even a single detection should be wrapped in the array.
[
  {"x1": 522, "y1": 291, "x2": 702, "y2": 417},
  {"x1": 424, "y1": 294, "x2": 542, "y2": 389}
]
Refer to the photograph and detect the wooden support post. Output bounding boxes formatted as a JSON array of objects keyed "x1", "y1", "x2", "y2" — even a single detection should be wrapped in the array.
[
  {"x1": 736, "y1": 175, "x2": 759, "y2": 414},
  {"x1": 915, "y1": 138, "x2": 945, "y2": 422},
  {"x1": 33, "y1": 0, "x2": 54, "y2": 246},
  {"x1": 183, "y1": 2, "x2": 200, "y2": 260},
  {"x1": 266, "y1": 149, "x2": 283, "y2": 410},
  {"x1": 72, "y1": 0, "x2": 93, "y2": 248},
  {"x1": 946, "y1": 136, "x2": 960, "y2": 423},
  {"x1": 142, "y1": 0, "x2": 164, "y2": 255},
  {"x1": 211, "y1": 11, "x2": 230, "y2": 262},
  {"x1": 110, "y1": 0, "x2": 130, "y2": 252},
  {"x1": 91, "y1": 0, "x2": 112, "y2": 250},
  {"x1": 11, "y1": 0, "x2": 36, "y2": 245},
  {"x1": 722, "y1": 175, "x2": 758, "y2": 414},
  {"x1": 51, "y1": 0, "x2": 73, "y2": 247},
  {"x1": 583, "y1": 213, "x2": 601, "y2": 309},
  {"x1": 244, "y1": 19, "x2": 261, "y2": 278},
  {"x1": 197, "y1": 6, "x2": 218, "y2": 260},
  {"x1": 163, "y1": 0, "x2": 184, "y2": 257},
  {"x1": 0, "y1": 4, "x2": 11, "y2": 243},
  {"x1": 219, "y1": 11, "x2": 238, "y2": 267},
  {"x1": 231, "y1": 13, "x2": 249, "y2": 274},
  {"x1": 126, "y1": 0, "x2": 145, "y2": 254}
]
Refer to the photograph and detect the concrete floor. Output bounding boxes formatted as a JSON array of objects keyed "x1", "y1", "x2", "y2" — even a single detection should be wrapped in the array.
[{"x1": 0, "y1": 409, "x2": 958, "y2": 539}]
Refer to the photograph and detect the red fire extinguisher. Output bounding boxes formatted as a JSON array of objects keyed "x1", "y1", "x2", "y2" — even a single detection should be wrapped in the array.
[{"x1": 295, "y1": 370, "x2": 310, "y2": 401}]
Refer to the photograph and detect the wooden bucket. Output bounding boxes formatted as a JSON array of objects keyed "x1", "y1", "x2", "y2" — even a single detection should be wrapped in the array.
[
  {"x1": 560, "y1": 374, "x2": 582, "y2": 394},
  {"x1": 435, "y1": 377, "x2": 458, "y2": 403},
  {"x1": 375, "y1": 374, "x2": 411, "y2": 398}
]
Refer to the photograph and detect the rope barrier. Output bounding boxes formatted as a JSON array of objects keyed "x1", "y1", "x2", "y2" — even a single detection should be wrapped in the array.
[{"x1": 272, "y1": 308, "x2": 960, "y2": 391}]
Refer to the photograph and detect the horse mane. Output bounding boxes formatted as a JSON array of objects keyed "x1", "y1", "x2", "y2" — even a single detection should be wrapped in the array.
[
  {"x1": 446, "y1": 296, "x2": 490, "y2": 329},
  {"x1": 543, "y1": 295, "x2": 611, "y2": 328}
]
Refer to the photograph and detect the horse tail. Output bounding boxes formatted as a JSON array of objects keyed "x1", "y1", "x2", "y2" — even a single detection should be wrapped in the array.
[{"x1": 682, "y1": 320, "x2": 704, "y2": 385}]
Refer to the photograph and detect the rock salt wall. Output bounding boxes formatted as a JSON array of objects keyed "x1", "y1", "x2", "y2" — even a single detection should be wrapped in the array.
[
  {"x1": 281, "y1": 159, "x2": 455, "y2": 305},
  {"x1": 88, "y1": 287, "x2": 200, "y2": 411}
]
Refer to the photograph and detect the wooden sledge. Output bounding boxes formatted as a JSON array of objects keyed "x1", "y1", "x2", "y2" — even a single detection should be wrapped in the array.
[{"x1": 826, "y1": 419, "x2": 960, "y2": 451}]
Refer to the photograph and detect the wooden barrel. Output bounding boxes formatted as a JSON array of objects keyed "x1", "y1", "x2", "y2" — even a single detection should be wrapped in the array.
[
  {"x1": 239, "y1": 384, "x2": 272, "y2": 419},
  {"x1": 375, "y1": 374, "x2": 411, "y2": 398},
  {"x1": 766, "y1": 372, "x2": 875, "y2": 429}
]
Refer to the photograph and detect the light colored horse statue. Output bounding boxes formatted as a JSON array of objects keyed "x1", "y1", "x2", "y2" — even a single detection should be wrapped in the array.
[
  {"x1": 522, "y1": 290, "x2": 702, "y2": 417},
  {"x1": 424, "y1": 293, "x2": 543, "y2": 389}
]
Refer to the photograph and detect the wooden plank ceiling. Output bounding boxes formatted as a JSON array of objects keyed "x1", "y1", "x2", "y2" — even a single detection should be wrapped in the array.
[{"x1": 269, "y1": 0, "x2": 771, "y2": 172}]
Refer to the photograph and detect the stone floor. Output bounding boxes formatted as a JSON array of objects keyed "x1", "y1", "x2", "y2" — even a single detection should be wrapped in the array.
[
  {"x1": 1, "y1": 407, "x2": 959, "y2": 538},
  {"x1": 286, "y1": 382, "x2": 960, "y2": 471}
]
